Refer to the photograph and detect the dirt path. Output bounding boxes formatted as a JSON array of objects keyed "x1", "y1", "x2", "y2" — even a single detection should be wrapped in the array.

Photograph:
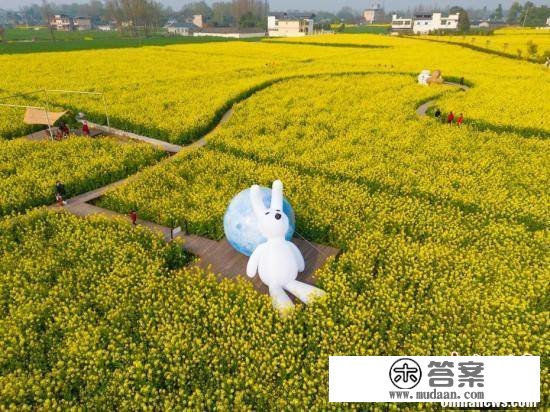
[{"x1": 416, "y1": 81, "x2": 470, "y2": 117}]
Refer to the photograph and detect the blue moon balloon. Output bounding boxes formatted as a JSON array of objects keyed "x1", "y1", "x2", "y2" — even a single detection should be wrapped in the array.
[{"x1": 223, "y1": 186, "x2": 295, "y2": 256}]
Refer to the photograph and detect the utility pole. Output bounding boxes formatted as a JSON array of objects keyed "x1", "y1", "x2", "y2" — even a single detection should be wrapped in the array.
[{"x1": 522, "y1": 5, "x2": 530, "y2": 27}]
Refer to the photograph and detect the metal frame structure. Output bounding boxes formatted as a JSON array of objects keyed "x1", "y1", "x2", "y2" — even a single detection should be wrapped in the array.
[
  {"x1": 0, "y1": 102, "x2": 54, "y2": 140},
  {"x1": 0, "y1": 88, "x2": 110, "y2": 140}
]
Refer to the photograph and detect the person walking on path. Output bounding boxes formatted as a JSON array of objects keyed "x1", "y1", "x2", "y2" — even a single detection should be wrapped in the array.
[
  {"x1": 457, "y1": 113, "x2": 464, "y2": 126},
  {"x1": 82, "y1": 121, "x2": 90, "y2": 136},
  {"x1": 447, "y1": 111, "x2": 455, "y2": 124},
  {"x1": 460, "y1": 77, "x2": 464, "y2": 86},
  {"x1": 55, "y1": 181, "x2": 67, "y2": 206},
  {"x1": 129, "y1": 210, "x2": 138, "y2": 225},
  {"x1": 434, "y1": 108, "x2": 441, "y2": 119}
]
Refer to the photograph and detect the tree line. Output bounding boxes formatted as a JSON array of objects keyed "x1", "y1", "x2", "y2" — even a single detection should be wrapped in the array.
[
  {"x1": 9, "y1": 0, "x2": 269, "y2": 32},
  {"x1": 5, "y1": 0, "x2": 550, "y2": 32}
]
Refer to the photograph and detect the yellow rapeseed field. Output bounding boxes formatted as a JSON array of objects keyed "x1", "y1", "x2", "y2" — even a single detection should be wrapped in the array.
[
  {"x1": 0, "y1": 136, "x2": 165, "y2": 216},
  {"x1": 0, "y1": 33, "x2": 548, "y2": 409},
  {"x1": 1, "y1": 34, "x2": 549, "y2": 141},
  {"x1": 98, "y1": 73, "x2": 549, "y2": 408},
  {"x1": 424, "y1": 27, "x2": 550, "y2": 61}
]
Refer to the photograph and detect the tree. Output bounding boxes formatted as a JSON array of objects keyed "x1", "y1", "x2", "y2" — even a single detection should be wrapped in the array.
[
  {"x1": 40, "y1": 0, "x2": 56, "y2": 41},
  {"x1": 519, "y1": 4, "x2": 550, "y2": 27},
  {"x1": 231, "y1": 0, "x2": 265, "y2": 28},
  {"x1": 211, "y1": 2, "x2": 233, "y2": 27},
  {"x1": 493, "y1": 3, "x2": 503, "y2": 20},
  {"x1": 180, "y1": 1, "x2": 213, "y2": 20},
  {"x1": 450, "y1": 6, "x2": 470, "y2": 32},
  {"x1": 0, "y1": 27, "x2": 5, "y2": 43},
  {"x1": 520, "y1": 1, "x2": 534, "y2": 26},
  {"x1": 336, "y1": 6, "x2": 357, "y2": 24},
  {"x1": 507, "y1": 1, "x2": 522, "y2": 24},
  {"x1": 238, "y1": 11, "x2": 258, "y2": 28},
  {"x1": 105, "y1": 0, "x2": 165, "y2": 37},
  {"x1": 526, "y1": 40, "x2": 538, "y2": 57}
]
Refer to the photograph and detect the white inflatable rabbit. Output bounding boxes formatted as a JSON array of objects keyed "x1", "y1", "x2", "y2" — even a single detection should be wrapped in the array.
[{"x1": 246, "y1": 180, "x2": 325, "y2": 311}]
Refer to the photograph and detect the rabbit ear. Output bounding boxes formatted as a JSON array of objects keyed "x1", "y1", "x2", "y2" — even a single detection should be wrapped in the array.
[
  {"x1": 250, "y1": 185, "x2": 266, "y2": 217},
  {"x1": 271, "y1": 180, "x2": 283, "y2": 210}
]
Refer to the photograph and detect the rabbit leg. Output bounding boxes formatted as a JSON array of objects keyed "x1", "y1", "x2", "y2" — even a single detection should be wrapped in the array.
[
  {"x1": 269, "y1": 286, "x2": 294, "y2": 311},
  {"x1": 283, "y1": 280, "x2": 325, "y2": 304}
]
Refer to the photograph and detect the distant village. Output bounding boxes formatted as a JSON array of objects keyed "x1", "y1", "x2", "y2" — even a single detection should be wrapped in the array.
[{"x1": 1, "y1": 1, "x2": 549, "y2": 39}]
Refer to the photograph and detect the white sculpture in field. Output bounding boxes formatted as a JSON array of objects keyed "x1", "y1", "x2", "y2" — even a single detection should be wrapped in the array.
[
  {"x1": 418, "y1": 69, "x2": 444, "y2": 85},
  {"x1": 246, "y1": 180, "x2": 325, "y2": 311},
  {"x1": 418, "y1": 69, "x2": 431, "y2": 85}
]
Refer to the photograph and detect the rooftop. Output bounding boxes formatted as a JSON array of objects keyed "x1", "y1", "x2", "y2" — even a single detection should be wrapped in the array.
[
  {"x1": 269, "y1": 13, "x2": 315, "y2": 20},
  {"x1": 167, "y1": 22, "x2": 199, "y2": 29},
  {"x1": 200, "y1": 27, "x2": 265, "y2": 34}
]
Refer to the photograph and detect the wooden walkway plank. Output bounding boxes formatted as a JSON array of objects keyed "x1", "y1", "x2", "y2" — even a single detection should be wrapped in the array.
[
  {"x1": 25, "y1": 127, "x2": 103, "y2": 141},
  {"x1": 59, "y1": 200, "x2": 340, "y2": 292},
  {"x1": 78, "y1": 120, "x2": 184, "y2": 153},
  {"x1": 177, "y1": 234, "x2": 339, "y2": 293},
  {"x1": 64, "y1": 178, "x2": 129, "y2": 205},
  {"x1": 64, "y1": 202, "x2": 173, "y2": 241}
]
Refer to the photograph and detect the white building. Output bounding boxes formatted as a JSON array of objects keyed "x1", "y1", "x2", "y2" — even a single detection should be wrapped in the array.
[
  {"x1": 49, "y1": 14, "x2": 73, "y2": 31},
  {"x1": 412, "y1": 12, "x2": 459, "y2": 34},
  {"x1": 391, "y1": 14, "x2": 413, "y2": 32},
  {"x1": 73, "y1": 16, "x2": 92, "y2": 31},
  {"x1": 166, "y1": 22, "x2": 198, "y2": 36},
  {"x1": 267, "y1": 14, "x2": 314, "y2": 37},
  {"x1": 546, "y1": 17, "x2": 550, "y2": 27},
  {"x1": 363, "y1": 5, "x2": 384, "y2": 24}
]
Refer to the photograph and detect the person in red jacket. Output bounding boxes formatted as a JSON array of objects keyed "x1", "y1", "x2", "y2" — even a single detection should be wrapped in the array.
[
  {"x1": 457, "y1": 113, "x2": 464, "y2": 125},
  {"x1": 82, "y1": 121, "x2": 90, "y2": 136},
  {"x1": 447, "y1": 111, "x2": 455, "y2": 124},
  {"x1": 129, "y1": 210, "x2": 137, "y2": 225}
]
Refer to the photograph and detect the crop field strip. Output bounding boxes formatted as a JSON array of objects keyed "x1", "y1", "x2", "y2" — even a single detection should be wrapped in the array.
[
  {"x1": 0, "y1": 70, "x2": 463, "y2": 218},
  {"x1": 1, "y1": 35, "x2": 548, "y2": 141},
  {"x1": 0, "y1": 137, "x2": 166, "y2": 217}
]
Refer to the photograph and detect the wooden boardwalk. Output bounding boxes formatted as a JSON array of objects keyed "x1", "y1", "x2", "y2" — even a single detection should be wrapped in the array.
[
  {"x1": 25, "y1": 127, "x2": 103, "y2": 141},
  {"x1": 180, "y1": 235, "x2": 339, "y2": 294},
  {"x1": 78, "y1": 120, "x2": 184, "y2": 153},
  {"x1": 57, "y1": 200, "x2": 338, "y2": 292}
]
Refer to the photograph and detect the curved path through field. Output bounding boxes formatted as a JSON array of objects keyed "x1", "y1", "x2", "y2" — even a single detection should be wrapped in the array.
[
  {"x1": 56, "y1": 74, "x2": 469, "y2": 293},
  {"x1": 416, "y1": 81, "x2": 470, "y2": 116}
]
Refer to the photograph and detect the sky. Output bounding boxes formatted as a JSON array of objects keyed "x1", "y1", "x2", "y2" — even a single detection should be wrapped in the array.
[{"x1": 1, "y1": 0, "x2": 549, "y2": 12}]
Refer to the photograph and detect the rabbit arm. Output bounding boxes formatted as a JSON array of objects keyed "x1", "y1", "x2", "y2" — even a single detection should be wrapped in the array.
[
  {"x1": 289, "y1": 242, "x2": 305, "y2": 272},
  {"x1": 246, "y1": 244, "x2": 264, "y2": 278}
]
